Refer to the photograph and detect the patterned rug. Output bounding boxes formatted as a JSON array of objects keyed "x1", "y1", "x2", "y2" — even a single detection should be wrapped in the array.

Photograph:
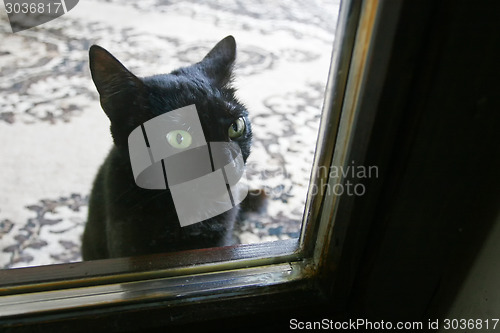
[{"x1": 0, "y1": 0, "x2": 339, "y2": 268}]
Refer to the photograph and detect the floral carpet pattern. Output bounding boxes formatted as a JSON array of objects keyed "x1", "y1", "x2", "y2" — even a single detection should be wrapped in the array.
[{"x1": 0, "y1": 0, "x2": 339, "y2": 268}]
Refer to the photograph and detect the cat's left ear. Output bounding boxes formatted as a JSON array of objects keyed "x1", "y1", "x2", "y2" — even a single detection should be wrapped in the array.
[{"x1": 199, "y1": 35, "x2": 236, "y2": 87}]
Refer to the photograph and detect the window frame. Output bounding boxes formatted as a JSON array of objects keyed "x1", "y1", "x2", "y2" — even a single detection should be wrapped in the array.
[{"x1": 0, "y1": 0, "x2": 402, "y2": 329}]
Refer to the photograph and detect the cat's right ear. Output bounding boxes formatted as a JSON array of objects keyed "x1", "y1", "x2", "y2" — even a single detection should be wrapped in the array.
[
  {"x1": 199, "y1": 36, "x2": 236, "y2": 88},
  {"x1": 89, "y1": 45, "x2": 144, "y2": 123}
]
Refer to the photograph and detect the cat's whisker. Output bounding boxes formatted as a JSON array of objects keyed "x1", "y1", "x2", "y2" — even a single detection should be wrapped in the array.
[{"x1": 111, "y1": 187, "x2": 138, "y2": 204}]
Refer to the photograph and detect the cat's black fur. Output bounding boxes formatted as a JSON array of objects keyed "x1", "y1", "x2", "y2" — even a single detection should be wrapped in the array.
[{"x1": 82, "y1": 36, "x2": 252, "y2": 260}]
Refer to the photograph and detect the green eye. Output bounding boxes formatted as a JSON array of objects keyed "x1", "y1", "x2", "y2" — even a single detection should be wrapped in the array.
[
  {"x1": 228, "y1": 117, "x2": 246, "y2": 139},
  {"x1": 166, "y1": 130, "x2": 192, "y2": 149}
]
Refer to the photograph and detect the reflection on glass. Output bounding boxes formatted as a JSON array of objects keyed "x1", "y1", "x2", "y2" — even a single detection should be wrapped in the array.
[{"x1": 0, "y1": 0, "x2": 340, "y2": 268}]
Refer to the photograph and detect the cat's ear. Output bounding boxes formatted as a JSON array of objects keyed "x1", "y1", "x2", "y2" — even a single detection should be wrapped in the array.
[
  {"x1": 199, "y1": 35, "x2": 236, "y2": 87},
  {"x1": 89, "y1": 45, "x2": 146, "y2": 145},
  {"x1": 89, "y1": 45, "x2": 144, "y2": 121}
]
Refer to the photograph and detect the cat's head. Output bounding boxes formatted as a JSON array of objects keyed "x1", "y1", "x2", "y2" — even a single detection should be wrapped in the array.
[{"x1": 88, "y1": 36, "x2": 251, "y2": 163}]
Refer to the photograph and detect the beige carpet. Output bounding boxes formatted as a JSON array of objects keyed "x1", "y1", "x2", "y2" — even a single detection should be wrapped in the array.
[{"x1": 0, "y1": 0, "x2": 339, "y2": 268}]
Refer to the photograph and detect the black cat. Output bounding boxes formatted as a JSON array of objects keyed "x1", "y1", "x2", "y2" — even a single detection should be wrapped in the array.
[{"x1": 82, "y1": 36, "x2": 252, "y2": 260}]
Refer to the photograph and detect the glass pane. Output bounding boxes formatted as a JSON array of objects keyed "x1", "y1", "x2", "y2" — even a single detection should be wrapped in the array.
[{"x1": 0, "y1": 0, "x2": 340, "y2": 268}]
